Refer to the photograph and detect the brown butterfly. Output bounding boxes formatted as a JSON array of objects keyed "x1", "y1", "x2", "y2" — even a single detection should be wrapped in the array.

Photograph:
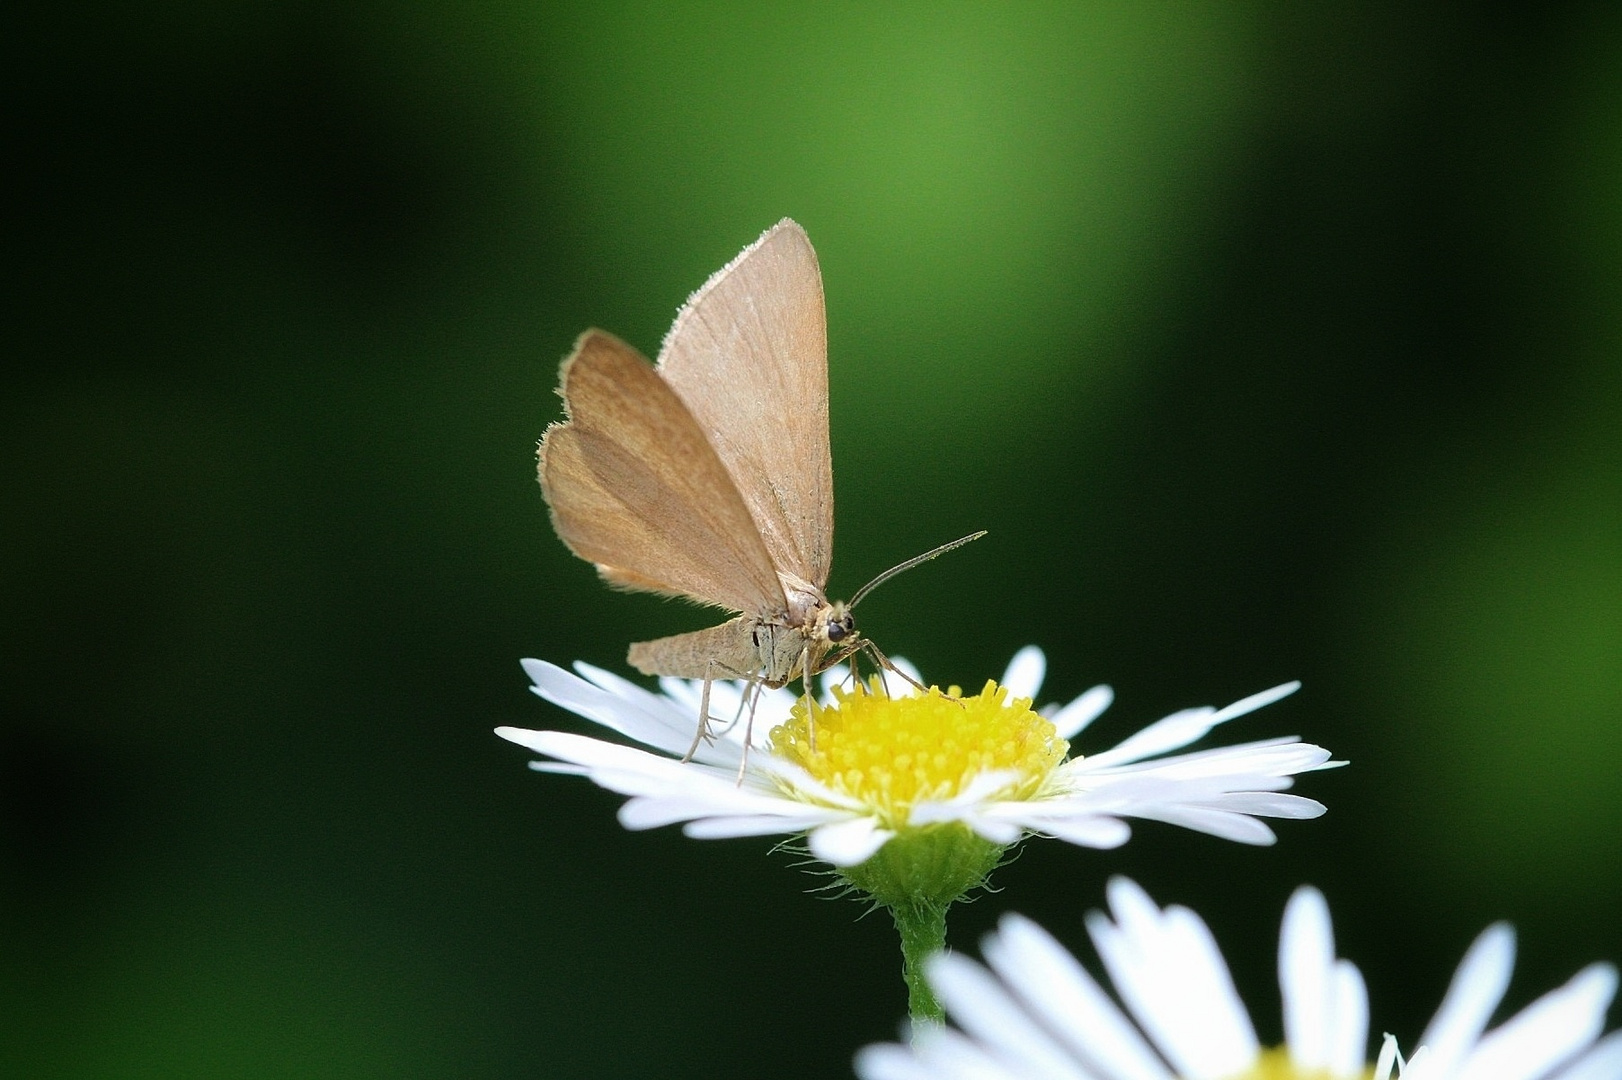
[{"x1": 539, "y1": 219, "x2": 980, "y2": 755}]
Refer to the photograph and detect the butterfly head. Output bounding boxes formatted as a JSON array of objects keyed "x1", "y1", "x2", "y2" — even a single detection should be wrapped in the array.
[{"x1": 817, "y1": 600, "x2": 857, "y2": 647}]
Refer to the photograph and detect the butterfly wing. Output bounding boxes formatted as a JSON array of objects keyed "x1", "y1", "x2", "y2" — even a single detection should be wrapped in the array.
[
  {"x1": 655, "y1": 219, "x2": 834, "y2": 591},
  {"x1": 539, "y1": 330, "x2": 786, "y2": 616}
]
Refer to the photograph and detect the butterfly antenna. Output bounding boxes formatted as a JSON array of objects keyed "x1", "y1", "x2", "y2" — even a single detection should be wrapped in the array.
[{"x1": 848, "y1": 531, "x2": 986, "y2": 609}]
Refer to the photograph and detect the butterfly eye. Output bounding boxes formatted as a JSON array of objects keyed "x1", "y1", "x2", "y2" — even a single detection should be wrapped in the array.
[{"x1": 826, "y1": 614, "x2": 855, "y2": 643}]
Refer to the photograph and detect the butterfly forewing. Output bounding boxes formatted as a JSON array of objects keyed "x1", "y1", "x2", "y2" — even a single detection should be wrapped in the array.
[
  {"x1": 655, "y1": 219, "x2": 834, "y2": 591},
  {"x1": 539, "y1": 330, "x2": 786, "y2": 616}
]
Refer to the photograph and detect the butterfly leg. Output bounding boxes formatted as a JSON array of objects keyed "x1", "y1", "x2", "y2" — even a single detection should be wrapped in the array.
[
  {"x1": 735, "y1": 677, "x2": 766, "y2": 785},
  {"x1": 815, "y1": 640, "x2": 864, "y2": 689},
  {"x1": 797, "y1": 642, "x2": 820, "y2": 753},
  {"x1": 714, "y1": 683, "x2": 754, "y2": 737},
  {"x1": 856, "y1": 640, "x2": 967, "y2": 708},
  {"x1": 843, "y1": 640, "x2": 867, "y2": 693},
  {"x1": 680, "y1": 669, "x2": 718, "y2": 763},
  {"x1": 681, "y1": 657, "x2": 755, "y2": 763},
  {"x1": 855, "y1": 639, "x2": 930, "y2": 697}
]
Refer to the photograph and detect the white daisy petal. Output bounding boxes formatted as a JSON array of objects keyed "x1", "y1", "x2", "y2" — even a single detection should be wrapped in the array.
[
  {"x1": 682, "y1": 810, "x2": 847, "y2": 839},
  {"x1": 806, "y1": 816, "x2": 893, "y2": 866},
  {"x1": 1329, "y1": 960, "x2": 1370, "y2": 1077},
  {"x1": 985, "y1": 914, "x2": 1173, "y2": 1080},
  {"x1": 1404, "y1": 1046, "x2": 1438, "y2": 1080},
  {"x1": 615, "y1": 787, "x2": 837, "y2": 831},
  {"x1": 1151, "y1": 909, "x2": 1261, "y2": 1071},
  {"x1": 1210, "y1": 681, "x2": 1301, "y2": 722},
  {"x1": 896, "y1": 797, "x2": 978, "y2": 829},
  {"x1": 652, "y1": 681, "x2": 771, "y2": 749},
  {"x1": 905, "y1": 1025, "x2": 1032, "y2": 1080},
  {"x1": 1079, "y1": 737, "x2": 1333, "y2": 781},
  {"x1": 1118, "y1": 805, "x2": 1280, "y2": 845},
  {"x1": 502, "y1": 731, "x2": 836, "y2": 845},
  {"x1": 650, "y1": 671, "x2": 797, "y2": 727},
  {"x1": 520, "y1": 659, "x2": 698, "y2": 759},
  {"x1": 959, "y1": 815, "x2": 1027, "y2": 846},
  {"x1": 1082, "y1": 707, "x2": 1221, "y2": 769},
  {"x1": 991, "y1": 807, "x2": 1133, "y2": 849},
  {"x1": 1034, "y1": 817, "x2": 1133, "y2": 848},
  {"x1": 1277, "y1": 887, "x2": 1370, "y2": 1075},
  {"x1": 854, "y1": 1042, "x2": 935, "y2": 1080},
  {"x1": 926, "y1": 951, "x2": 1094, "y2": 1080},
  {"x1": 999, "y1": 646, "x2": 1046, "y2": 701},
  {"x1": 1556, "y1": 1028, "x2": 1622, "y2": 1080},
  {"x1": 1419, "y1": 924, "x2": 1516, "y2": 1071},
  {"x1": 1089, "y1": 869, "x2": 1167, "y2": 927},
  {"x1": 526, "y1": 761, "x2": 589, "y2": 777},
  {"x1": 652, "y1": 674, "x2": 705, "y2": 713},
  {"x1": 1050, "y1": 685, "x2": 1114, "y2": 739},
  {"x1": 946, "y1": 769, "x2": 1027, "y2": 807},
  {"x1": 498, "y1": 728, "x2": 708, "y2": 785},
  {"x1": 1081, "y1": 684, "x2": 1302, "y2": 770},
  {"x1": 749, "y1": 758, "x2": 871, "y2": 812},
  {"x1": 571, "y1": 659, "x2": 655, "y2": 698},
  {"x1": 1281, "y1": 886, "x2": 1336, "y2": 1068},
  {"x1": 614, "y1": 792, "x2": 764, "y2": 831},
  {"x1": 1089, "y1": 878, "x2": 1258, "y2": 1079},
  {"x1": 1204, "y1": 792, "x2": 1327, "y2": 819},
  {"x1": 1454, "y1": 963, "x2": 1618, "y2": 1080},
  {"x1": 856, "y1": 1039, "x2": 1018, "y2": 1080},
  {"x1": 1374, "y1": 1035, "x2": 1402, "y2": 1080}
]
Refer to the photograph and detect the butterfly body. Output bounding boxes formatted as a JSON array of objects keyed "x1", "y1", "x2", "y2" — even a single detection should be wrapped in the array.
[{"x1": 625, "y1": 596, "x2": 853, "y2": 688}]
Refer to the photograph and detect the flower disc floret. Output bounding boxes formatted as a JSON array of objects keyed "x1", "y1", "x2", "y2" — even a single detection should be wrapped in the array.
[
  {"x1": 769, "y1": 679, "x2": 1068, "y2": 829},
  {"x1": 1230, "y1": 1047, "x2": 1357, "y2": 1080}
]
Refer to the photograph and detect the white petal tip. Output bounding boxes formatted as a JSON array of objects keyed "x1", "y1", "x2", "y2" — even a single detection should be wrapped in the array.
[
  {"x1": 807, "y1": 818, "x2": 893, "y2": 866},
  {"x1": 1213, "y1": 680, "x2": 1302, "y2": 722}
]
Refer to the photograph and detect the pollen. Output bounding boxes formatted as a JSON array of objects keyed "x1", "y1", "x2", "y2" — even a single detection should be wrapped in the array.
[
  {"x1": 768, "y1": 678, "x2": 1069, "y2": 828},
  {"x1": 1227, "y1": 1048, "x2": 1363, "y2": 1080}
]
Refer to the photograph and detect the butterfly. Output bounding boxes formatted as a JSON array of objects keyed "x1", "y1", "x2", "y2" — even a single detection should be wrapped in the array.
[{"x1": 539, "y1": 219, "x2": 980, "y2": 756}]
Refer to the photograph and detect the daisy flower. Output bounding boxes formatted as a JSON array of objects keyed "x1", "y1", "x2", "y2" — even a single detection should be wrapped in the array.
[
  {"x1": 855, "y1": 877, "x2": 1622, "y2": 1080},
  {"x1": 497, "y1": 646, "x2": 1334, "y2": 870},
  {"x1": 500, "y1": 646, "x2": 1339, "y2": 1018}
]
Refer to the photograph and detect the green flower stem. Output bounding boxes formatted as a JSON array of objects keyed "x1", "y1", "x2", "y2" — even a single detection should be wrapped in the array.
[
  {"x1": 837, "y1": 824, "x2": 1010, "y2": 1025},
  {"x1": 891, "y1": 899, "x2": 948, "y2": 1022}
]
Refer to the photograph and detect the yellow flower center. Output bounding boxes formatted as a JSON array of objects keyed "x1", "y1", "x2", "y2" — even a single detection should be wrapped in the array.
[
  {"x1": 768, "y1": 678, "x2": 1068, "y2": 828},
  {"x1": 1224, "y1": 1048, "x2": 1371, "y2": 1080}
]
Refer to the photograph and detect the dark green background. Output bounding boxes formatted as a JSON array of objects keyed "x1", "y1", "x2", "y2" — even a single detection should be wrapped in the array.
[{"x1": 7, "y1": 3, "x2": 1622, "y2": 1076}]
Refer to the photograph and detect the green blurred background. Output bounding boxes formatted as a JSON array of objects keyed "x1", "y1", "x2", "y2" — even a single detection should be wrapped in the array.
[{"x1": 7, "y1": 2, "x2": 1622, "y2": 1075}]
